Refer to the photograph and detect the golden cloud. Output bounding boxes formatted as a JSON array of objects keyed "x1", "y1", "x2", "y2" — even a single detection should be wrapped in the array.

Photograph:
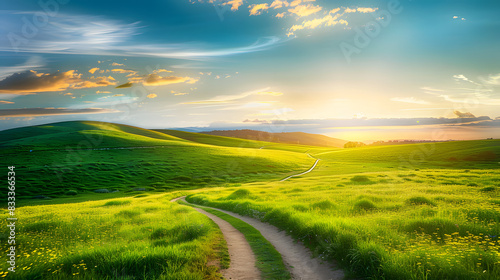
[
  {"x1": 270, "y1": 0, "x2": 290, "y2": 9},
  {"x1": 288, "y1": 4, "x2": 322, "y2": 17},
  {"x1": 249, "y1": 3, "x2": 269, "y2": 15},
  {"x1": 143, "y1": 74, "x2": 199, "y2": 86},
  {"x1": 147, "y1": 93, "x2": 157, "y2": 98},
  {"x1": 89, "y1": 67, "x2": 99, "y2": 74},
  {"x1": 0, "y1": 100, "x2": 14, "y2": 104},
  {"x1": 0, "y1": 70, "x2": 116, "y2": 94},
  {"x1": 224, "y1": 0, "x2": 243, "y2": 11}
]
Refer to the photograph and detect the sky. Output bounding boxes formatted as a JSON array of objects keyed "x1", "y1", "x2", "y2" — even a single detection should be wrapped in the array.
[{"x1": 0, "y1": 0, "x2": 499, "y2": 141}]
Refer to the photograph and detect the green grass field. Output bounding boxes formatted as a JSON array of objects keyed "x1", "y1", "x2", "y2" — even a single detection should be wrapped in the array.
[
  {"x1": 0, "y1": 121, "x2": 314, "y2": 201},
  {"x1": 187, "y1": 140, "x2": 500, "y2": 280},
  {"x1": 0, "y1": 192, "x2": 229, "y2": 279},
  {"x1": 1, "y1": 121, "x2": 499, "y2": 279}
]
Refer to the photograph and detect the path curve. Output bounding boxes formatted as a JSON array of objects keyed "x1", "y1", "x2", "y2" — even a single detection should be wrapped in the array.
[
  {"x1": 170, "y1": 197, "x2": 260, "y2": 280},
  {"x1": 172, "y1": 197, "x2": 345, "y2": 280},
  {"x1": 280, "y1": 157, "x2": 320, "y2": 182}
]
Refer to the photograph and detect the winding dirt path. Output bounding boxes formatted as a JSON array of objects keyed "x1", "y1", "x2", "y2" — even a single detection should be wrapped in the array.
[
  {"x1": 172, "y1": 197, "x2": 345, "y2": 280},
  {"x1": 280, "y1": 157, "x2": 320, "y2": 181},
  {"x1": 170, "y1": 197, "x2": 260, "y2": 280}
]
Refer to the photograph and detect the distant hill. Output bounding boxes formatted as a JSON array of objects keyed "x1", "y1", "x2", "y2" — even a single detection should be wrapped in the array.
[{"x1": 200, "y1": 129, "x2": 348, "y2": 148}]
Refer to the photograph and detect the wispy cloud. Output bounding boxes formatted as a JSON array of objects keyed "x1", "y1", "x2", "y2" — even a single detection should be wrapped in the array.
[
  {"x1": 0, "y1": 56, "x2": 44, "y2": 79},
  {"x1": 390, "y1": 97, "x2": 430, "y2": 105},
  {"x1": 0, "y1": 12, "x2": 283, "y2": 59},
  {"x1": 182, "y1": 87, "x2": 280, "y2": 104},
  {"x1": 0, "y1": 107, "x2": 117, "y2": 117}
]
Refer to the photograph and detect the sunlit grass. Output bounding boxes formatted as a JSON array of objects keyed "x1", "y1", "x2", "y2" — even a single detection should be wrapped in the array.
[
  {"x1": 0, "y1": 192, "x2": 227, "y2": 279},
  {"x1": 187, "y1": 169, "x2": 500, "y2": 279}
]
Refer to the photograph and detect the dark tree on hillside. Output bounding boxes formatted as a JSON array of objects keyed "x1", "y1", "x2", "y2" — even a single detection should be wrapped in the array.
[{"x1": 344, "y1": 141, "x2": 366, "y2": 148}]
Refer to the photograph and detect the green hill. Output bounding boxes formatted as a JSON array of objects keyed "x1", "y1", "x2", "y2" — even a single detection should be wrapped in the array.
[
  {"x1": 0, "y1": 121, "x2": 314, "y2": 199},
  {"x1": 200, "y1": 129, "x2": 348, "y2": 148}
]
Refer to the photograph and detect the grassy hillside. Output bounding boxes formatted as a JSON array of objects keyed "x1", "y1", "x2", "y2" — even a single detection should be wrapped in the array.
[
  {"x1": 157, "y1": 129, "x2": 336, "y2": 154},
  {"x1": 0, "y1": 121, "x2": 314, "y2": 200},
  {"x1": 0, "y1": 121, "x2": 186, "y2": 152},
  {"x1": 201, "y1": 129, "x2": 348, "y2": 148},
  {"x1": 0, "y1": 192, "x2": 229, "y2": 279},
  {"x1": 188, "y1": 146, "x2": 500, "y2": 279}
]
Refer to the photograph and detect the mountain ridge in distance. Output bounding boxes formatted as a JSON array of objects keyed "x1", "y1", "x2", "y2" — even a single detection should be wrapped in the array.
[{"x1": 201, "y1": 129, "x2": 348, "y2": 148}]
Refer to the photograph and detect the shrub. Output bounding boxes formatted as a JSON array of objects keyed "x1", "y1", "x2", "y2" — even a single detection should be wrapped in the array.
[
  {"x1": 350, "y1": 175, "x2": 374, "y2": 184},
  {"x1": 311, "y1": 200, "x2": 335, "y2": 210},
  {"x1": 354, "y1": 199, "x2": 377, "y2": 211},
  {"x1": 226, "y1": 189, "x2": 251, "y2": 200},
  {"x1": 406, "y1": 196, "x2": 436, "y2": 206},
  {"x1": 480, "y1": 187, "x2": 496, "y2": 192},
  {"x1": 66, "y1": 190, "x2": 77, "y2": 196}
]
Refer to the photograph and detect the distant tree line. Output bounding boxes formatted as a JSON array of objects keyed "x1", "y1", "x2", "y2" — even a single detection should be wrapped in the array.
[{"x1": 344, "y1": 141, "x2": 366, "y2": 148}]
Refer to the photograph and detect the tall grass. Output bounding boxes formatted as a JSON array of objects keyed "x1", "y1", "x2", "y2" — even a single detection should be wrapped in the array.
[
  {"x1": 187, "y1": 169, "x2": 500, "y2": 279},
  {"x1": 0, "y1": 192, "x2": 227, "y2": 279}
]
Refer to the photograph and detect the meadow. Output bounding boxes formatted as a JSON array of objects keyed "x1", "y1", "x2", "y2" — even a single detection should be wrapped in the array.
[
  {"x1": 187, "y1": 142, "x2": 500, "y2": 279},
  {"x1": 0, "y1": 121, "x2": 313, "y2": 201},
  {"x1": 1, "y1": 121, "x2": 499, "y2": 279},
  {"x1": 0, "y1": 191, "x2": 231, "y2": 279}
]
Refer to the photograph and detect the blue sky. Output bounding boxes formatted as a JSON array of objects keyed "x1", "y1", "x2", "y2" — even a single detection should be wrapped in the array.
[{"x1": 1, "y1": 0, "x2": 499, "y2": 141}]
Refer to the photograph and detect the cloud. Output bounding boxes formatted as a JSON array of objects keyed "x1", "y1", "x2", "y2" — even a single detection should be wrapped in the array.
[
  {"x1": 224, "y1": 0, "x2": 244, "y2": 11},
  {"x1": 0, "y1": 70, "x2": 116, "y2": 94},
  {"x1": 0, "y1": 108, "x2": 117, "y2": 117},
  {"x1": 390, "y1": 97, "x2": 430, "y2": 105},
  {"x1": 116, "y1": 82, "x2": 133, "y2": 89},
  {"x1": 147, "y1": 93, "x2": 157, "y2": 98},
  {"x1": 290, "y1": 0, "x2": 316, "y2": 7},
  {"x1": 96, "y1": 90, "x2": 111, "y2": 94},
  {"x1": 454, "y1": 111, "x2": 476, "y2": 118},
  {"x1": 0, "y1": 56, "x2": 44, "y2": 79},
  {"x1": 111, "y1": 62, "x2": 124, "y2": 66},
  {"x1": 257, "y1": 91, "x2": 283, "y2": 96},
  {"x1": 357, "y1": 7, "x2": 378, "y2": 13},
  {"x1": 112, "y1": 94, "x2": 124, "y2": 97},
  {"x1": 0, "y1": 100, "x2": 14, "y2": 104},
  {"x1": 271, "y1": 116, "x2": 492, "y2": 128},
  {"x1": 171, "y1": 90, "x2": 189, "y2": 96},
  {"x1": 153, "y1": 69, "x2": 173, "y2": 74},
  {"x1": 0, "y1": 13, "x2": 282, "y2": 59},
  {"x1": 219, "y1": 101, "x2": 274, "y2": 110},
  {"x1": 270, "y1": 0, "x2": 290, "y2": 9},
  {"x1": 482, "y1": 73, "x2": 500, "y2": 85},
  {"x1": 287, "y1": 8, "x2": 351, "y2": 35},
  {"x1": 453, "y1": 74, "x2": 480, "y2": 85},
  {"x1": 111, "y1": 69, "x2": 137, "y2": 76},
  {"x1": 182, "y1": 87, "x2": 273, "y2": 104},
  {"x1": 89, "y1": 68, "x2": 99, "y2": 74},
  {"x1": 249, "y1": 3, "x2": 270, "y2": 16},
  {"x1": 243, "y1": 118, "x2": 271, "y2": 123},
  {"x1": 143, "y1": 74, "x2": 199, "y2": 86},
  {"x1": 288, "y1": 4, "x2": 322, "y2": 17},
  {"x1": 425, "y1": 73, "x2": 500, "y2": 105}
]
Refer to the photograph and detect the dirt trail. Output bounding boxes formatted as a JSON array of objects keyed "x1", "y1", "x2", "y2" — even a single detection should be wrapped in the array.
[
  {"x1": 172, "y1": 197, "x2": 345, "y2": 280},
  {"x1": 280, "y1": 157, "x2": 320, "y2": 181},
  {"x1": 170, "y1": 197, "x2": 260, "y2": 280}
]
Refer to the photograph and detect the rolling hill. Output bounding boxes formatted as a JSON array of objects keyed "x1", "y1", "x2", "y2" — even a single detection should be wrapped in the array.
[
  {"x1": 200, "y1": 129, "x2": 348, "y2": 148},
  {"x1": 0, "y1": 121, "x2": 315, "y2": 198}
]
